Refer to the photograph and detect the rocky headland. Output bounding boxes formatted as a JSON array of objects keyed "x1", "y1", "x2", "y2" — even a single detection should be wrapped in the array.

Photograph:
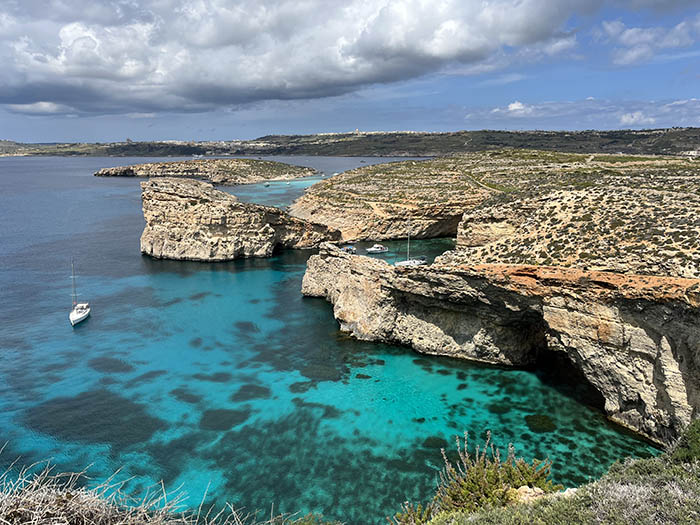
[
  {"x1": 96, "y1": 158, "x2": 316, "y2": 185},
  {"x1": 303, "y1": 243, "x2": 700, "y2": 445},
  {"x1": 290, "y1": 149, "x2": 700, "y2": 246},
  {"x1": 140, "y1": 178, "x2": 340, "y2": 261},
  {"x1": 295, "y1": 136, "x2": 700, "y2": 447},
  {"x1": 289, "y1": 158, "x2": 490, "y2": 241}
]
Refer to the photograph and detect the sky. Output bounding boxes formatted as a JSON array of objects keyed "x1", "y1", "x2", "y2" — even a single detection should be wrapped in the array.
[{"x1": 1, "y1": 0, "x2": 699, "y2": 142}]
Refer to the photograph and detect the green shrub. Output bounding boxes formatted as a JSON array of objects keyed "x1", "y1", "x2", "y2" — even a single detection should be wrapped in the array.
[
  {"x1": 671, "y1": 419, "x2": 700, "y2": 464},
  {"x1": 392, "y1": 432, "x2": 562, "y2": 524},
  {"x1": 433, "y1": 432, "x2": 561, "y2": 514}
]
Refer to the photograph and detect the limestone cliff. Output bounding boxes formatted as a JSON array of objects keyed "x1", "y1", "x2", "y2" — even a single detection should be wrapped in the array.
[
  {"x1": 96, "y1": 158, "x2": 315, "y2": 185},
  {"x1": 302, "y1": 243, "x2": 700, "y2": 445},
  {"x1": 289, "y1": 158, "x2": 487, "y2": 241},
  {"x1": 140, "y1": 178, "x2": 340, "y2": 261}
]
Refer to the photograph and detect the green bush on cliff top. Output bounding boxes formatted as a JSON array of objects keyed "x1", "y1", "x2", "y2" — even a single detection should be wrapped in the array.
[
  {"x1": 671, "y1": 419, "x2": 700, "y2": 464},
  {"x1": 393, "y1": 432, "x2": 562, "y2": 524},
  {"x1": 425, "y1": 421, "x2": 700, "y2": 525}
]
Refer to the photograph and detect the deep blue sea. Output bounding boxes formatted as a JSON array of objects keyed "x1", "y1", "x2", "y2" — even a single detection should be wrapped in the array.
[{"x1": 0, "y1": 156, "x2": 658, "y2": 523}]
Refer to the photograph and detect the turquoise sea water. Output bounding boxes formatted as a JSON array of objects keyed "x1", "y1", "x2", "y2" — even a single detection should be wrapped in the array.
[{"x1": 0, "y1": 156, "x2": 658, "y2": 523}]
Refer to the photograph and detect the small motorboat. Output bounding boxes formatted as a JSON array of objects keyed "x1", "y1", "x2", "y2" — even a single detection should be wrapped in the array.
[
  {"x1": 340, "y1": 245, "x2": 356, "y2": 254},
  {"x1": 366, "y1": 243, "x2": 388, "y2": 254},
  {"x1": 264, "y1": 182, "x2": 270, "y2": 187},
  {"x1": 69, "y1": 258, "x2": 91, "y2": 326}
]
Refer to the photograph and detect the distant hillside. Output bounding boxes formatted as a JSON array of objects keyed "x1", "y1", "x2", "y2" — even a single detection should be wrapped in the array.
[{"x1": 2, "y1": 128, "x2": 699, "y2": 157}]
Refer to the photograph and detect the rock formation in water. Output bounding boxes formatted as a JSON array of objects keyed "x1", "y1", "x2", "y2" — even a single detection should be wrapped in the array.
[
  {"x1": 96, "y1": 158, "x2": 316, "y2": 185},
  {"x1": 302, "y1": 243, "x2": 700, "y2": 445},
  {"x1": 140, "y1": 178, "x2": 340, "y2": 260}
]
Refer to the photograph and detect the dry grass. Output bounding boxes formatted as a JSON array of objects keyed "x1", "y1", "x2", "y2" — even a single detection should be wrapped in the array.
[{"x1": 0, "y1": 448, "x2": 339, "y2": 525}]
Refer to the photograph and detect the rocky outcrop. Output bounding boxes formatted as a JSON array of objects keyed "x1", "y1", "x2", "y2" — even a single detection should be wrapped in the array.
[
  {"x1": 140, "y1": 178, "x2": 340, "y2": 260},
  {"x1": 289, "y1": 158, "x2": 489, "y2": 241},
  {"x1": 302, "y1": 243, "x2": 700, "y2": 445},
  {"x1": 96, "y1": 158, "x2": 315, "y2": 185},
  {"x1": 447, "y1": 186, "x2": 700, "y2": 279}
]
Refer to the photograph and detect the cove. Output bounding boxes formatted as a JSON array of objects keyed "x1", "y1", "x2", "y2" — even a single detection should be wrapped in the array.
[{"x1": 0, "y1": 156, "x2": 659, "y2": 524}]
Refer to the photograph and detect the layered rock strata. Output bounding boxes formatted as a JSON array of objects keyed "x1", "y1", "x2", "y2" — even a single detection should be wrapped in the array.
[
  {"x1": 289, "y1": 159, "x2": 489, "y2": 241},
  {"x1": 289, "y1": 149, "x2": 699, "y2": 243},
  {"x1": 302, "y1": 243, "x2": 700, "y2": 445},
  {"x1": 96, "y1": 158, "x2": 315, "y2": 185},
  {"x1": 140, "y1": 178, "x2": 340, "y2": 260}
]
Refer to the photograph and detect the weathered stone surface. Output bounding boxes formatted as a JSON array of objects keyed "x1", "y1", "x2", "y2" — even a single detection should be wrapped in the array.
[
  {"x1": 289, "y1": 158, "x2": 486, "y2": 241},
  {"x1": 96, "y1": 158, "x2": 315, "y2": 185},
  {"x1": 140, "y1": 178, "x2": 340, "y2": 261},
  {"x1": 302, "y1": 243, "x2": 700, "y2": 445},
  {"x1": 447, "y1": 186, "x2": 700, "y2": 279}
]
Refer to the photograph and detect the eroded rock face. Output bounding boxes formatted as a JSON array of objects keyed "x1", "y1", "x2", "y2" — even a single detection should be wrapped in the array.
[
  {"x1": 289, "y1": 158, "x2": 488, "y2": 241},
  {"x1": 302, "y1": 243, "x2": 700, "y2": 445},
  {"x1": 140, "y1": 178, "x2": 340, "y2": 261}
]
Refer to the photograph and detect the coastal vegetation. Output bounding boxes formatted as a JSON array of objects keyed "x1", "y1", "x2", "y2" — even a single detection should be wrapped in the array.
[
  {"x1": 422, "y1": 420, "x2": 700, "y2": 525},
  {"x1": 3, "y1": 421, "x2": 698, "y2": 524},
  {"x1": 2, "y1": 127, "x2": 700, "y2": 157}
]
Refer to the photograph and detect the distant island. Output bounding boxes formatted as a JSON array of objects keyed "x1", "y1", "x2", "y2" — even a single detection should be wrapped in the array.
[{"x1": 2, "y1": 127, "x2": 700, "y2": 157}]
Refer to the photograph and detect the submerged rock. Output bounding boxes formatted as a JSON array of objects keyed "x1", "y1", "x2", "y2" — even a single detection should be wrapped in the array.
[
  {"x1": 302, "y1": 243, "x2": 700, "y2": 445},
  {"x1": 140, "y1": 178, "x2": 340, "y2": 261}
]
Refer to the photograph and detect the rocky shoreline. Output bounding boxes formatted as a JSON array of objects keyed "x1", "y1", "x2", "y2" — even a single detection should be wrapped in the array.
[
  {"x1": 303, "y1": 243, "x2": 700, "y2": 445},
  {"x1": 96, "y1": 158, "x2": 316, "y2": 185},
  {"x1": 140, "y1": 178, "x2": 340, "y2": 261}
]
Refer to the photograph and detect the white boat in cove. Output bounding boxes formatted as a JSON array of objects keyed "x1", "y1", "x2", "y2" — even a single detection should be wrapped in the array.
[
  {"x1": 366, "y1": 243, "x2": 389, "y2": 254},
  {"x1": 394, "y1": 221, "x2": 426, "y2": 267},
  {"x1": 69, "y1": 259, "x2": 90, "y2": 326}
]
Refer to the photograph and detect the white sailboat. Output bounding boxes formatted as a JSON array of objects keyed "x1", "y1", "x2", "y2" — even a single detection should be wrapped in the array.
[
  {"x1": 394, "y1": 220, "x2": 426, "y2": 267},
  {"x1": 69, "y1": 259, "x2": 90, "y2": 326}
]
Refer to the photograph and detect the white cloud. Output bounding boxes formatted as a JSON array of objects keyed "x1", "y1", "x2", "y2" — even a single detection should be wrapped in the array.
[
  {"x1": 0, "y1": 0, "x2": 591, "y2": 115},
  {"x1": 477, "y1": 73, "x2": 527, "y2": 86},
  {"x1": 619, "y1": 111, "x2": 656, "y2": 125},
  {"x1": 467, "y1": 97, "x2": 700, "y2": 129},
  {"x1": 7, "y1": 101, "x2": 75, "y2": 114},
  {"x1": 598, "y1": 15, "x2": 700, "y2": 65}
]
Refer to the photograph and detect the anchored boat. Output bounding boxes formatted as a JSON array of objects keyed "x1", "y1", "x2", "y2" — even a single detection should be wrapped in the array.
[
  {"x1": 69, "y1": 258, "x2": 90, "y2": 326},
  {"x1": 366, "y1": 243, "x2": 389, "y2": 254}
]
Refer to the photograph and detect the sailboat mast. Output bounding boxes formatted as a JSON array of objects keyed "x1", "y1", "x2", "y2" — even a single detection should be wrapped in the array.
[
  {"x1": 71, "y1": 258, "x2": 77, "y2": 307},
  {"x1": 407, "y1": 219, "x2": 411, "y2": 261}
]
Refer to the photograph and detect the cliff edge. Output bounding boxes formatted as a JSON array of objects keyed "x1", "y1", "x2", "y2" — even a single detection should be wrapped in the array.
[
  {"x1": 140, "y1": 178, "x2": 340, "y2": 261},
  {"x1": 302, "y1": 243, "x2": 700, "y2": 445}
]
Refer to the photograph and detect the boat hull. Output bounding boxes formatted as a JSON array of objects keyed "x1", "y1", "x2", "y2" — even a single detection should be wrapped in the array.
[{"x1": 70, "y1": 304, "x2": 91, "y2": 326}]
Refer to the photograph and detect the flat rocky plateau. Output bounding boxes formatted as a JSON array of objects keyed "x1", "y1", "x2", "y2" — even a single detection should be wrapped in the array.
[
  {"x1": 293, "y1": 149, "x2": 700, "y2": 278},
  {"x1": 95, "y1": 157, "x2": 316, "y2": 185}
]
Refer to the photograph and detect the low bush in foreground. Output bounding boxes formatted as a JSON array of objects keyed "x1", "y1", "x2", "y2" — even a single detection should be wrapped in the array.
[
  {"x1": 393, "y1": 432, "x2": 562, "y2": 524},
  {"x1": 423, "y1": 422, "x2": 700, "y2": 525}
]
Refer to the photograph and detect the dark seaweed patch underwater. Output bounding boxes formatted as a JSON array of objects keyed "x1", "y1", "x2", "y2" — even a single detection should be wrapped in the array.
[{"x1": 0, "y1": 156, "x2": 658, "y2": 524}]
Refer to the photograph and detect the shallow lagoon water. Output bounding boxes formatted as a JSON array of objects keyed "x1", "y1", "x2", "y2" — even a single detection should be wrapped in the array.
[{"x1": 0, "y1": 156, "x2": 658, "y2": 523}]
